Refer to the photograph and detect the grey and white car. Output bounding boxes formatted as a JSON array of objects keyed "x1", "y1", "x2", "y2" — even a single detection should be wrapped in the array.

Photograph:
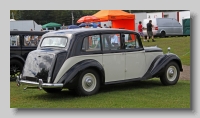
[{"x1": 16, "y1": 28, "x2": 183, "y2": 96}]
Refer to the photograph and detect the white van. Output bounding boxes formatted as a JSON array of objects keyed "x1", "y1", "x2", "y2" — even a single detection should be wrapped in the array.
[
  {"x1": 10, "y1": 20, "x2": 42, "y2": 31},
  {"x1": 142, "y1": 18, "x2": 183, "y2": 38}
]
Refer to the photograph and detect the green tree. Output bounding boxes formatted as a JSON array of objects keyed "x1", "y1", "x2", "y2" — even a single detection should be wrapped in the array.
[{"x1": 10, "y1": 10, "x2": 187, "y2": 26}]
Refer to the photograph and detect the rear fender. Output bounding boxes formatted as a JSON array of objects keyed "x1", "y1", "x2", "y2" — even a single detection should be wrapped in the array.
[{"x1": 57, "y1": 59, "x2": 105, "y2": 88}]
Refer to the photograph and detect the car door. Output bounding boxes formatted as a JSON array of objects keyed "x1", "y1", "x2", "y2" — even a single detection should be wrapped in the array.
[
  {"x1": 101, "y1": 33, "x2": 125, "y2": 83},
  {"x1": 123, "y1": 33, "x2": 146, "y2": 80}
]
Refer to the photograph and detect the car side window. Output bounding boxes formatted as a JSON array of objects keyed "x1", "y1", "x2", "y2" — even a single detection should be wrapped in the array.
[
  {"x1": 10, "y1": 35, "x2": 20, "y2": 46},
  {"x1": 24, "y1": 35, "x2": 40, "y2": 46},
  {"x1": 124, "y1": 33, "x2": 140, "y2": 49},
  {"x1": 101, "y1": 33, "x2": 121, "y2": 50},
  {"x1": 82, "y1": 35, "x2": 101, "y2": 51}
]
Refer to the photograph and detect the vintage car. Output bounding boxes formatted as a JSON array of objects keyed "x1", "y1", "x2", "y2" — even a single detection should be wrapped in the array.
[{"x1": 16, "y1": 28, "x2": 183, "y2": 96}]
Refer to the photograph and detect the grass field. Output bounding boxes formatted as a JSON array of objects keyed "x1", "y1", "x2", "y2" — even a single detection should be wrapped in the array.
[
  {"x1": 142, "y1": 36, "x2": 190, "y2": 65},
  {"x1": 10, "y1": 79, "x2": 190, "y2": 108},
  {"x1": 10, "y1": 36, "x2": 191, "y2": 108}
]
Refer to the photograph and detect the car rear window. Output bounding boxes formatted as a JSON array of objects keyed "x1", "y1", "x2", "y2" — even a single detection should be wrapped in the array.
[{"x1": 41, "y1": 37, "x2": 68, "y2": 48}]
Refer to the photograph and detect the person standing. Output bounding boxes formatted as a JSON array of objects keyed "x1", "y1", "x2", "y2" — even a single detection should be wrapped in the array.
[
  {"x1": 97, "y1": 24, "x2": 102, "y2": 28},
  {"x1": 104, "y1": 24, "x2": 109, "y2": 28},
  {"x1": 138, "y1": 21, "x2": 145, "y2": 41},
  {"x1": 85, "y1": 24, "x2": 90, "y2": 28},
  {"x1": 147, "y1": 20, "x2": 155, "y2": 42}
]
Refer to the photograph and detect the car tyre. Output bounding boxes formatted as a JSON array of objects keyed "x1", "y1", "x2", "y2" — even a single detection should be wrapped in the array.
[
  {"x1": 10, "y1": 60, "x2": 23, "y2": 81},
  {"x1": 160, "y1": 61, "x2": 180, "y2": 86},
  {"x1": 76, "y1": 69, "x2": 100, "y2": 96},
  {"x1": 160, "y1": 31, "x2": 166, "y2": 38}
]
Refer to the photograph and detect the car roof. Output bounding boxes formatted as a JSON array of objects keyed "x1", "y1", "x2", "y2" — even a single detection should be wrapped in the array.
[
  {"x1": 10, "y1": 31, "x2": 49, "y2": 35},
  {"x1": 43, "y1": 28, "x2": 136, "y2": 37}
]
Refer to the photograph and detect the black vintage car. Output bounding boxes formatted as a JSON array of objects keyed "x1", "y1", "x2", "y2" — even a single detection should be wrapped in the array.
[
  {"x1": 16, "y1": 28, "x2": 183, "y2": 96},
  {"x1": 10, "y1": 31, "x2": 48, "y2": 80}
]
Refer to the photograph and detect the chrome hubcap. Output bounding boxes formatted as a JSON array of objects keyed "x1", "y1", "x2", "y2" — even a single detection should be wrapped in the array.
[
  {"x1": 168, "y1": 69, "x2": 174, "y2": 77},
  {"x1": 85, "y1": 78, "x2": 93, "y2": 87},
  {"x1": 82, "y1": 73, "x2": 96, "y2": 92},
  {"x1": 167, "y1": 66, "x2": 177, "y2": 81}
]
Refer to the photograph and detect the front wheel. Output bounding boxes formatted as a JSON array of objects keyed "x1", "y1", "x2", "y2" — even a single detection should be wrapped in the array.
[
  {"x1": 76, "y1": 69, "x2": 100, "y2": 96},
  {"x1": 160, "y1": 61, "x2": 180, "y2": 86}
]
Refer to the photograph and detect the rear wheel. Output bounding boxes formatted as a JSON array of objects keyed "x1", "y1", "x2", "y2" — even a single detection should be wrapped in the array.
[
  {"x1": 76, "y1": 69, "x2": 100, "y2": 96},
  {"x1": 10, "y1": 60, "x2": 23, "y2": 81},
  {"x1": 160, "y1": 61, "x2": 180, "y2": 85},
  {"x1": 160, "y1": 31, "x2": 166, "y2": 38}
]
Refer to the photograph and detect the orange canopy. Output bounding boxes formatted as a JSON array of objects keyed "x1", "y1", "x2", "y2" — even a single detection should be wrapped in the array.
[{"x1": 93, "y1": 10, "x2": 135, "y2": 22}]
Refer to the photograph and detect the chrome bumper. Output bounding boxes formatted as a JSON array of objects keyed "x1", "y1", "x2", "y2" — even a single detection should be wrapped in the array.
[{"x1": 16, "y1": 76, "x2": 63, "y2": 90}]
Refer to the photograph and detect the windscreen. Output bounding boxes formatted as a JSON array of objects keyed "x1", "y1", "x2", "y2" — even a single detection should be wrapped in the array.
[{"x1": 41, "y1": 37, "x2": 68, "y2": 48}]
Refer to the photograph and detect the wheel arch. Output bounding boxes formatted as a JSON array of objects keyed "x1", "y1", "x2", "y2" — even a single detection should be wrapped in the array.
[
  {"x1": 10, "y1": 56, "x2": 25, "y2": 66},
  {"x1": 155, "y1": 59, "x2": 182, "y2": 77},
  {"x1": 170, "y1": 59, "x2": 183, "y2": 71},
  {"x1": 142, "y1": 54, "x2": 183, "y2": 80},
  {"x1": 57, "y1": 59, "x2": 105, "y2": 88},
  {"x1": 160, "y1": 29, "x2": 166, "y2": 34}
]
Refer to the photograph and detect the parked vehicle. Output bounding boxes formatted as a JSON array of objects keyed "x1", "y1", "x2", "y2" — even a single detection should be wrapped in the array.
[
  {"x1": 10, "y1": 20, "x2": 42, "y2": 31},
  {"x1": 10, "y1": 31, "x2": 48, "y2": 81},
  {"x1": 16, "y1": 28, "x2": 183, "y2": 96},
  {"x1": 142, "y1": 18, "x2": 183, "y2": 38}
]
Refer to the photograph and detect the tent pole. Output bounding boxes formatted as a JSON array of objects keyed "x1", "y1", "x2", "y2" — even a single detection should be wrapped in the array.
[{"x1": 71, "y1": 11, "x2": 74, "y2": 25}]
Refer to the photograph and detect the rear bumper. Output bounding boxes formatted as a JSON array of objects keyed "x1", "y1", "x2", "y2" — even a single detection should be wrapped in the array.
[{"x1": 16, "y1": 76, "x2": 63, "y2": 90}]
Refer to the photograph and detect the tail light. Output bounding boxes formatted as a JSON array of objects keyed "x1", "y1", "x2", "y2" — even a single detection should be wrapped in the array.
[{"x1": 155, "y1": 27, "x2": 158, "y2": 30}]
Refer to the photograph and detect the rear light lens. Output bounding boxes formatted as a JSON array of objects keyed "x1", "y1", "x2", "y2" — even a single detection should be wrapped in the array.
[{"x1": 155, "y1": 27, "x2": 158, "y2": 30}]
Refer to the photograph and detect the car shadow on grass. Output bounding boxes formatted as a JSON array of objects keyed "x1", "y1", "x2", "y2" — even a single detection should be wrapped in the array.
[
  {"x1": 27, "y1": 89, "x2": 79, "y2": 100},
  {"x1": 27, "y1": 79, "x2": 163, "y2": 100},
  {"x1": 99, "y1": 79, "x2": 163, "y2": 93}
]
